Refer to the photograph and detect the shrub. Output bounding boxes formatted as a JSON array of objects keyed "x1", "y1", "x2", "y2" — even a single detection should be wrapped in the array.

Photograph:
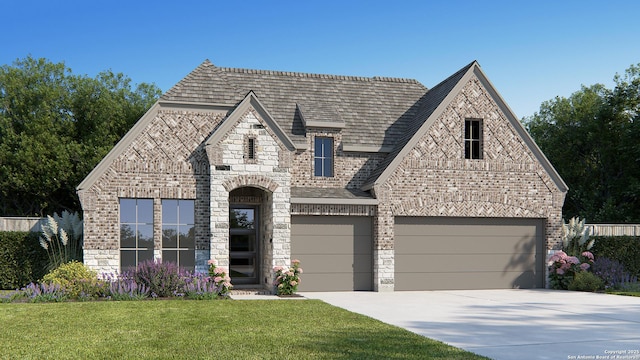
[
  {"x1": 591, "y1": 236, "x2": 640, "y2": 278},
  {"x1": 568, "y1": 271, "x2": 605, "y2": 292},
  {"x1": 592, "y1": 257, "x2": 637, "y2": 290},
  {"x1": 0, "y1": 231, "x2": 48, "y2": 289},
  {"x1": 548, "y1": 250, "x2": 594, "y2": 290},
  {"x1": 125, "y1": 260, "x2": 187, "y2": 298},
  {"x1": 41, "y1": 261, "x2": 103, "y2": 299},
  {"x1": 273, "y1": 259, "x2": 303, "y2": 295}
]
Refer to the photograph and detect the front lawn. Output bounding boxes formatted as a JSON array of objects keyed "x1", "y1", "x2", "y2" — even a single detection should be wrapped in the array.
[
  {"x1": 607, "y1": 291, "x2": 640, "y2": 297},
  {"x1": 0, "y1": 299, "x2": 488, "y2": 359}
]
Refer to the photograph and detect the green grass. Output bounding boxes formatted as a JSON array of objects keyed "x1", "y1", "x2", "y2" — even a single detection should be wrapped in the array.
[
  {"x1": 0, "y1": 299, "x2": 488, "y2": 360},
  {"x1": 607, "y1": 291, "x2": 640, "y2": 297}
]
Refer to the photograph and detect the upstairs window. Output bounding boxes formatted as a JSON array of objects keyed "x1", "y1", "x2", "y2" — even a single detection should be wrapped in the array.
[
  {"x1": 245, "y1": 136, "x2": 256, "y2": 163},
  {"x1": 314, "y1": 137, "x2": 334, "y2": 177},
  {"x1": 464, "y1": 119, "x2": 483, "y2": 159}
]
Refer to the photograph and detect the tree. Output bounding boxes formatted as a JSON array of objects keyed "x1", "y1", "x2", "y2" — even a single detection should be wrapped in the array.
[
  {"x1": 525, "y1": 64, "x2": 640, "y2": 222},
  {"x1": 0, "y1": 56, "x2": 161, "y2": 216}
]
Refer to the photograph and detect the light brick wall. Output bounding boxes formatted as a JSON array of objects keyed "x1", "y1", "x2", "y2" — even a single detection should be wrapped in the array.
[{"x1": 206, "y1": 109, "x2": 291, "y2": 290}]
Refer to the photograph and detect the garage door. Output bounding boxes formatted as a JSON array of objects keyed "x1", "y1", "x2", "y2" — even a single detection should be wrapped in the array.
[
  {"x1": 291, "y1": 216, "x2": 372, "y2": 291},
  {"x1": 395, "y1": 217, "x2": 544, "y2": 290}
]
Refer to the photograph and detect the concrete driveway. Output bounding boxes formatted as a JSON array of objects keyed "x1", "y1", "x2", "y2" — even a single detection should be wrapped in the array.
[{"x1": 302, "y1": 289, "x2": 640, "y2": 360}]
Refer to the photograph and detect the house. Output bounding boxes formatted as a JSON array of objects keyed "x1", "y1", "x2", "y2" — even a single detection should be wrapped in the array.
[{"x1": 77, "y1": 60, "x2": 567, "y2": 292}]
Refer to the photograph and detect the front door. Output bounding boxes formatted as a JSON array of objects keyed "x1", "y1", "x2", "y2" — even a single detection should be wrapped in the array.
[{"x1": 229, "y1": 207, "x2": 259, "y2": 285}]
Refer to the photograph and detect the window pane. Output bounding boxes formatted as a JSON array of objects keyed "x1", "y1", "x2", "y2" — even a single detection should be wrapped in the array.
[
  {"x1": 314, "y1": 158, "x2": 324, "y2": 176},
  {"x1": 179, "y1": 250, "x2": 195, "y2": 269},
  {"x1": 472, "y1": 122, "x2": 480, "y2": 139},
  {"x1": 138, "y1": 249, "x2": 154, "y2": 264},
  {"x1": 138, "y1": 225, "x2": 153, "y2": 249},
  {"x1": 324, "y1": 158, "x2": 333, "y2": 177},
  {"x1": 162, "y1": 200, "x2": 178, "y2": 224},
  {"x1": 120, "y1": 199, "x2": 137, "y2": 223},
  {"x1": 179, "y1": 200, "x2": 194, "y2": 225},
  {"x1": 465, "y1": 120, "x2": 471, "y2": 139},
  {"x1": 230, "y1": 257, "x2": 255, "y2": 278},
  {"x1": 137, "y1": 199, "x2": 154, "y2": 224},
  {"x1": 314, "y1": 137, "x2": 322, "y2": 157},
  {"x1": 230, "y1": 234, "x2": 255, "y2": 252},
  {"x1": 120, "y1": 224, "x2": 136, "y2": 248},
  {"x1": 162, "y1": 225, "x2": 178, "y2": 248},
  {"x1": 323, "y1": 138, "x2": 332, "y2": 158},
  {"x1": 121, "y1": 250, "x2": 137, "y2": 270},
  {"x1": 465, "y1": 141, "x2": 471, "y2": 159},
  {"x1": 231, "y1": 209, "x2": 254, "y2": 229},
  {"x1": 472, "y1": 141, "x2": 480, "y2": 159},
  {"x1": 163, "y1": 250, "x2": 177, "y2": 265},
  {"x1": 180, "y1": 225, "x2": 195, "y2": 248}
]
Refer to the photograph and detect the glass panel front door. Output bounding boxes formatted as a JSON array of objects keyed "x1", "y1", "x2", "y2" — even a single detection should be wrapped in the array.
[{"x1": 230, "y1": 207, "x2": 259, "y2": 284}]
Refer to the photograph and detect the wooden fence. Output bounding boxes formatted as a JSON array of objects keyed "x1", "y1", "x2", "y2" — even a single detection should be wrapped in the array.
[
  {"x1": 0, "y1": 217, "x2": 45, "y2": 232},
  {"x1": 587, "y1": 224, "x2": 640, "y2": 237}
]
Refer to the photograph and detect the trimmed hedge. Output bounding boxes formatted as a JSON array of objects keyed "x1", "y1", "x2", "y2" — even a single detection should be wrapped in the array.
[
  {"x1": 591, "y1": 236, "x2": 640, "y2": 278},
  {"x1": 0, "y1": 232, "x2": 48, "y2": 289}
]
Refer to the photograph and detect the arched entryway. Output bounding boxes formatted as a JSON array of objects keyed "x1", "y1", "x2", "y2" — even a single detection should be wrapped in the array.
[{"x1": 229, "y1": 187, "x2": 273, "y2": 287}]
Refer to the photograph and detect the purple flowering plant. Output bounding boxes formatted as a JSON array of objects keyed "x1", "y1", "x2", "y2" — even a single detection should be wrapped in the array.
[{"x1": 273, "y1": 259, "x2": 303, "y2": 295}]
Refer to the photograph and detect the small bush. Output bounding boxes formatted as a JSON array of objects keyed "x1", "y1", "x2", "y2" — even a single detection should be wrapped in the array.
[
  {"x1": 568, "y1": 271, "x2": 605, "y2": 292},
  {"x1": 41, "y1": 261, "x2": 103, "y2": 298},
  {"x1": 125, "y1": 260, "x2": 187, "y2": 298}
]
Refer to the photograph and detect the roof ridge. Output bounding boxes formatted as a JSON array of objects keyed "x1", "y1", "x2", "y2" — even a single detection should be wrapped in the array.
[{"x1": 217, "y1": 66, "x2": 421, "y2": 84}]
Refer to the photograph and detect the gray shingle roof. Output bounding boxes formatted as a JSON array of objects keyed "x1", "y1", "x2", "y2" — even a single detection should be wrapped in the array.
[
  {"x1": 161, "y1": 60, "x2": 428, "y2": 148},
  {"x1": 362, "y1": 61, "x2": 476, "y2": 188}
]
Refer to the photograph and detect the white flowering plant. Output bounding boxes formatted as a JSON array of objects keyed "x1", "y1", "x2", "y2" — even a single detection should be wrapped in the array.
[{"x1": 273, "y1": 259, "x2": 303, "y2": 295}]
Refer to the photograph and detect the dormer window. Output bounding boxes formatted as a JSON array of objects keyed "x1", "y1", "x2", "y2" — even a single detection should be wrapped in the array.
[
  {"x1": 464, "y1": 119, "x2": 483, "y2": 159},
  {"x1": 314, "y1": 137, "x2": 334, "y2": 177}
]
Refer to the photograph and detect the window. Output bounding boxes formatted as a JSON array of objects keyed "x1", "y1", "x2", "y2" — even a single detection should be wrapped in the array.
[
  {"x1": 120, "y1": 199, "x2": 154, "y2": 270},
  {"x1": 314, "y1": 137, "x2": 334, "y2": 177},
  {"x1": 162, "y1": 199, "x2": 195, "y2": 269},
  {"x1": 246, "y1": 137, "x2": 256, "y2": 161},
  {"x1": 464, "y1": 119, "x2": 483, "y2": 159}
]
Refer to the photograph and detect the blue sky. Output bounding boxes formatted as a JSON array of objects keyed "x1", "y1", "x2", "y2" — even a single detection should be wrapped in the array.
[{"x1": 2, "y1": 0, "x2": 639, "y2": 119}]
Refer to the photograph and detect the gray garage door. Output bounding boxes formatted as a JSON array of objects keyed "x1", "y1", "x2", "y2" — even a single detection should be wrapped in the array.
[
  {"x1": 395, "y1": 217, "x2": 544, "y2": 290},
  {"x1": 291, "y1": 216, "x2": 372, "y2": 291}
]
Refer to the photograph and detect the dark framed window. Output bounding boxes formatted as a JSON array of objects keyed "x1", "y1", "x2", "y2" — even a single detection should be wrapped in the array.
[
  {"x1": 245, "y1": 136, "x2": 257, "y2": 162},
  {"x1": 120, "y1": 198, "x2": 154, "y2": 270},
  {"x1": 162, "y1": 199, "x2": 195, "y2": 269},
  {"x1": 464, "y1": 119, "x2": 483, "y2": 159},
  {"x1": 314, "y1": 137, "x2": 334, "y2": 177}
]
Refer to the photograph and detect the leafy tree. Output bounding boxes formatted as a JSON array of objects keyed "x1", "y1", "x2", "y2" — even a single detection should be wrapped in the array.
[
  {"x1": 0, "y1": 56, "x2": 161, "y2": 216},
  {"x1": 525, "y1": 64, "x2": 640, "y2": 222}
]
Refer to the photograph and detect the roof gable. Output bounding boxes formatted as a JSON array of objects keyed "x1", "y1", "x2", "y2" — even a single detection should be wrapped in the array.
[
  {"x1": 204, "y1": 91, "x2": 296, "y2": 151},
  {"x1": 362, "y1": 61, "x2": 568, "y2": 193}
]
